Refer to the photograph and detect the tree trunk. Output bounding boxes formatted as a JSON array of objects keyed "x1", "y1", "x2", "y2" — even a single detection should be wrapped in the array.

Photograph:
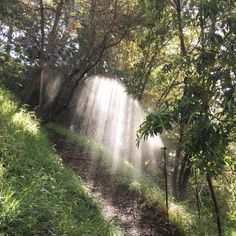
[
  {"x1": 172, "y1": 125, "x2": 184, "y2": 197},
  {"x1": 171, "y1": 0, "x2": 192, "y2": 200},
  {"x1": 5, "y1": 25, "x2": 13, "y2": 58},
  {"x1": 194, "y1": 169, "x2": 201, "y2": 220},
  {"x1": 177, "y1": 157, "x2": 191, "y2": 200},
  {"x1": 41, "y1": 42, "x2": 108, "y2": 122},
  {"x1": 178, "y1": 154, "x2": 189, "y2": 188},
  {"x1": 41, "y1": 62, "x2": 89, "y2": 122},
  {"x1": 176, "y1": 0, "x2": 186, "y2": 56},
  {"x1": 39, "y1": 69, "x2": 44, "y2": 110},
  {"x1": 162, "y1": 147, "x2": 169, "y2": 218},
  {"x1": 21, "y1": 68, "x2": 42, "y2": 106},
  {"x1": 206, "y1": 174, "x2": 223, "y2": 236}
]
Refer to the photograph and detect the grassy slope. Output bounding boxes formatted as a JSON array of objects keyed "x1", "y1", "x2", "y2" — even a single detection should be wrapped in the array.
[
  {"x1": 0, "y1": 84, "x2": 123, "y2": 236},
  {"x1": 46, "y1": 123, "x2": 236, "y2": 236}
]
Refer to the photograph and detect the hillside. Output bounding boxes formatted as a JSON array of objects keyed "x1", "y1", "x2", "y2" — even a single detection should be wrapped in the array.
[{"x1": 0, "y1": 83, "x2": 123, "y2": 235}]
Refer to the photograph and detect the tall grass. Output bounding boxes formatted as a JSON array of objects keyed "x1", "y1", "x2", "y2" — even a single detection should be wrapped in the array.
[
  {"x1": 47, "y1": 122, "x2": 236, "y2": 236},
  {"x1": 0, "y1": 84, "x2": 123, "y2": 235}
]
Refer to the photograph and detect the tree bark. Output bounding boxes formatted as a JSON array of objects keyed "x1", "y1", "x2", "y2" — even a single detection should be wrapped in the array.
[
  {"x1": 194, "y1": 169, "x2": 201, "y2": 220},
  {"x1": 206, "y1": 174, "x2": 223, "y2": 236},
  {"x1": 172, "y1": 126, "x2": 183, "y2": 197},
  {"x1": 176, "y1": 0, "x2": 186, "y2": 56},
  {"x1": 38, "y1": 0, "x2": 45, "y2": 110},
  {"x1": 5, "y1": 25, "x2": 13, "y2": 58},
  {"x1": 178, "y1": 153, "x2": 189, "y2": 188},
  {"x1": 162, "y1": 147, "x2": 169, "y2": 218},
  {"x1": 177, "y1": 156, "x2": 191, "y2": 200},
  {"x1": 41, "y1": 61, "x2": 90, "y2": 122},
  {"x1": 21, "y1": 68, "x2": 42, "y2": 106},
  {"x1": 39, "y1": 69, "x2": 44, "y2": 110}
]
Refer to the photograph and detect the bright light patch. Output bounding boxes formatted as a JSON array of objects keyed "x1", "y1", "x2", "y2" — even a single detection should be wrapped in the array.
[{"x1": 69, "y1": 76, "x2": 163, "y2": 174}]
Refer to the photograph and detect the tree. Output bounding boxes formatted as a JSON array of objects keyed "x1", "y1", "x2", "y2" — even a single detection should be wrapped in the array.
[
  {"x1": 135, "y1": 0, "x2": 235, "y2": 235},
  {"x1": 0, "y1": 0, "x2": 140, "y2": 119}
]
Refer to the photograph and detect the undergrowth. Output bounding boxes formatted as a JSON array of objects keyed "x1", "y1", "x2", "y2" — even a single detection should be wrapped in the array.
[
  {"x1": 0, "y1": 84, "x2": 123, "y2": 235},
  {"x1": 46, "y1": 122, "x2": 236, "y2": 236}
]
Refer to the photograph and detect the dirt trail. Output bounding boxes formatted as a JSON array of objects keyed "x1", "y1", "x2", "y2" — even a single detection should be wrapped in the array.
[{"x1": 48, "y1": 131, "x2": 182, "y2": 236}]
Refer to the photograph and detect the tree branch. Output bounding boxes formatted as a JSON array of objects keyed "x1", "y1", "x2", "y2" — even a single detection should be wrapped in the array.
[{"x1": 39, "y1": 0, "x2": 45, "y2": 60}]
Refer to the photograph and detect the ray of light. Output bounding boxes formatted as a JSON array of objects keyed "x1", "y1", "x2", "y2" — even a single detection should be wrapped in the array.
[{"x1": 69, "y1": 76, "x2": 163, "y2": 175}]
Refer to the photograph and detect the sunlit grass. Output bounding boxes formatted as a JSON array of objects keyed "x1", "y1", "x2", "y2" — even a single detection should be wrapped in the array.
[
  {"x1": 12, "y1": 111, "x2": 39, "y2": 135},
  {"x1": 0, "y1": 83, "x2": 123, "y2": 235}
]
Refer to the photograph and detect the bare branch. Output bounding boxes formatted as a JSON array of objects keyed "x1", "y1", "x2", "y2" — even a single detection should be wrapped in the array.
[{"x1": 46, "y1": 0, "x2": 64, "y2": 55}]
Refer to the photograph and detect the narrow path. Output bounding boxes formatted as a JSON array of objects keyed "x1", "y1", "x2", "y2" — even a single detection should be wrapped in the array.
[{"x1": 48, "y1": 131, "x2": 182, "y2": 236}]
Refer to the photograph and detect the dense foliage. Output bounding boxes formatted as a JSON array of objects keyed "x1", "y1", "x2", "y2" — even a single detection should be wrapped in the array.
[{"x1": 129, "y1": 1, "x2": 236, "y2": 235}]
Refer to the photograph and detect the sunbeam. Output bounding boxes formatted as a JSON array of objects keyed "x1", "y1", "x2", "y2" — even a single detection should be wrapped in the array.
[{"x1": 69, "y1": 76, "x2": 163, "y2": 174}]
